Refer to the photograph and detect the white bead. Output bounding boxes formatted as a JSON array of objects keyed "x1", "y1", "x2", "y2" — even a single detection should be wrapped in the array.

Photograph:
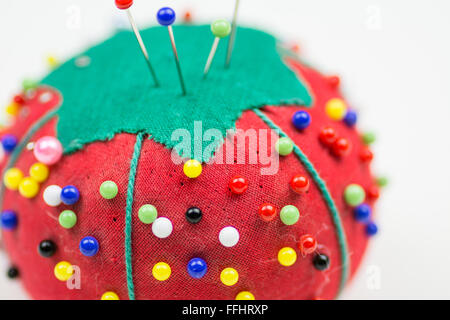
[
  {"x1": 152, "y1": 217, "x2": 173, "y2": 239},
  {"x1": 75, "y1": 56, "x2": 91, "y2": 68},
  {"x1": 219, "y1": 226, "x2": 239, "y2": 247},
  {"x1": 43, "y1": 185, "x2": 62, "y2": 207},
  {"x1": 26, "y1": 142, "x2": 35, "y2": 151},
  {"x1": 39, "y1": 92, "x2": 52, "y2": 103}
]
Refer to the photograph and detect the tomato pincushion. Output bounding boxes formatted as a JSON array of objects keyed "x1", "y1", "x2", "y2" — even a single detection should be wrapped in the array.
[{"x1": 0, "y1": 25, "x2": 380, "y2": 300}]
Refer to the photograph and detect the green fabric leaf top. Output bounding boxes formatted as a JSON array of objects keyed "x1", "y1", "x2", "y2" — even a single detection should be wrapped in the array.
[{"x1": 42, "y1": 25, "x2": 312, "y2": 162}]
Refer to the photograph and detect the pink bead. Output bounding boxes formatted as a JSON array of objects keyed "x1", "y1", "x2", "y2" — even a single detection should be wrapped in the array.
[{"x1": 33, "y1": 136, "x2": 63, "y2": 165}]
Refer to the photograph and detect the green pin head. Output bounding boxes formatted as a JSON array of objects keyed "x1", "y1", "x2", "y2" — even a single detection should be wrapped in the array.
[
  {"x1": 211, "y1": 19, "x2": 231, "y2": 38},
  {"x1": 22, "y1": 78, "x2": 39, "y2": 92},
  {"x1": 280, "y1": 205, "x2": 300, "y2": 226},
  {"x1": 275, "y1": 137, "x2": 294, "y2": 156},
  {"x1": 362, "y1": 132, "x2": 376, "y2": 145},
  {"x1": 59, "y1": 210, "x2": 77, "y2": 229},
  {"x1": 344, "y1": 184, "x2": 366, "y2": 207},
  {"x1": 100, "y1": 180, "x2": 118, "y2": 199},
  {"x1": 138, "y1": 204, "x2": 158, "y2": 224}
]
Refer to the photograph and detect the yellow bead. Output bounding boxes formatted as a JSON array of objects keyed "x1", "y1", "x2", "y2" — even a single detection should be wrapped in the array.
[
  {"x1": 5, "y1": 102, "x2": 20, "y2": 116},
  {"x1": 152, "y1": 262, "x2": 171, "y2": 281},
  {"x1": 101, "y1": 291, "x2": 120, "y2": 300},
  {"x1": 4, "y1": 168, "x2": 24, "y2": 190},
  {"x1": 183, "y1": 159, "x2": 202, "y2": 178},
  {"x1": 54, "y1": 261, "x2": 73, "y2": 281},
  {"x1": 235, "y1": 291, "x2": 255, "y2": 300},
  {"x1": 47, "y1": 55, "x2": 60, "y2": 69},
  {"x1": 325, "y1": 98, "x2": 347, "y2": 121},
  {"x1": 220, "y1": 267, "x2": 239, "y2": 286},
  {"x1": 18, "y1": 177, "x2": 40, "y2": 198},
  {"x1": 278, "y1": 247, "x2": 297, "y2": 267},
  {"x1": 29, "y1": 163, "x2": 49, "y2": 183}
]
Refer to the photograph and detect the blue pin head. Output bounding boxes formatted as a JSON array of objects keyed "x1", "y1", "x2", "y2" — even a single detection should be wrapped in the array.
[{"x1": 157, "y1": 7, "x2": 176, "y2": 26}]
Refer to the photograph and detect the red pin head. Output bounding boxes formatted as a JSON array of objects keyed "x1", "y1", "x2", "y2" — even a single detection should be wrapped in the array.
[
  {"x1": 332, "y1": 137, "x2": 352, "y2": 157},
  {"x1": 290, "y1": 174, "x2": 310, "y2": 194},
  {"x1": 115, "y1": 0, "x2": 133, "y2": 10},
  {"x1": 319, "y1": 127, "x2": 337, "y2": 146},
  {"x1": 298, "y1": 234, "x2": 317, "y2": 255}
]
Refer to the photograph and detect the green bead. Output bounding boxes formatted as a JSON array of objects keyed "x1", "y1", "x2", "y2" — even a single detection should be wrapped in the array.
[
  {"x1": 344, "y1": 184, "x2": 366, "y2": 207},
  {"x1": 280, "y1": 205, "x2": 300, "y2": 225},
  {"x1": 211, "y1": 19, "x2": 231, "y2": 38},
  {"x1": 22, "y1": 79, "x2": 38, "y2": 91},
  {"x1": 138, "y1": 204, "x2": 158, "y2": 224},
  {"x1": 362, "y1": 132, "x2": 376, "y2": 145},
  {"x1": 100, "y1": 181, "x2": 118, "y2": 199},
  {"x1": 59, "y1": 210, "x2": 77, "y2": 229},
  {"x1": 275, "y1": 137, "x2": 294, "y2": 156},
  {"x1": 377, "y1": 176, "x2": 388, "y2": 187}
]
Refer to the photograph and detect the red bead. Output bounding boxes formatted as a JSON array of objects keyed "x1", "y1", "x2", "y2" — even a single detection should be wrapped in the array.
[
  {"x1": 184, "y1": 11, "x2": 192, "y2": 23},
  {"x1": 115, "y1": 0, "x2": 133, "y2": 10},
  {"x1": 258, "y1": 203, "x2": 277, "y2": 222},
  {"x1": 13, "y1": 95, "x2": 25, "y2": 105},
  {"x1": 312, "y1": 297, "x2": 323, "y2": 301},
  {"x1": 332, "y1": 137, "x2": 352, "y2": 157},
  {"x1": 291, "y1": 43, "x2": 301, "y2": 53},
  {"x1": 319, "y1": 127, "x2": 337, "y2": 146},
  {"x1": 360, "y1": 147, "x2": 374, "y2": 162},
  {"x1": 367, "y1": 185, "x2": 380, "y2": 200},
  {"x1": 290, "y1": 174, "x2": 310, "y2": 194},
  {"x1": 298, "y1": 234, "x2": 317, "y2": 255},
  {"x1": 327, "y1": 75, "x2": 341, "y2": 88},
  {"x1": 229, "y1": 176, "x2": 248, "y2": 194}
]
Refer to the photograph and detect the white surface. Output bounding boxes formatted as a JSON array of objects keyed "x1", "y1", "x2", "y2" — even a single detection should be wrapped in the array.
[{"x1": 1, "y1": 0, "x2": 450, "y2": 300}]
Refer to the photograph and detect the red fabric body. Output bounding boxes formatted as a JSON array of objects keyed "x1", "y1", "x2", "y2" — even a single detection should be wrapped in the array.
[{"x1": 0, "y1": 60, "x2": 376, "y2": 300}]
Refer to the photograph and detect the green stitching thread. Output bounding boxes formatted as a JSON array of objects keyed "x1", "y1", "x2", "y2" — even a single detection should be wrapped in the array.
[
  {"x1": 125, "y1": 132, "x2": 145, "y2": 300},
  {"x1": 0, "y1": 108, "x2": 59, "y2": 206},
  {"x1": 253, "y1": 109, "x2": 350, "y2": 294}
]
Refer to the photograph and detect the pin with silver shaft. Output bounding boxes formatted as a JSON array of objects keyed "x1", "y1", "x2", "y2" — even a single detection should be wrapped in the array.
[
  {"x1": 115, "y1": 0, "x2": 159, "y2": 87},
  {"x1": 225, "y1": 0, "x2": 241, "y2": 68},
  {"x1": 157, "y1": 7, "x2": 187, "y2": 95},
  {"x1": 203, "y1": 20, "x2": 231, "y2": 79}
]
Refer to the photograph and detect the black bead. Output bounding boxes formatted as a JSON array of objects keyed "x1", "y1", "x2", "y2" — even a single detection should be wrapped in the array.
[
  {"x1": 7, "y1": 266, "x2": 19, "y2": 279},
  {"x1": 185, "y1": 207, "x2": 202, "y2": 224},
  {"x1": 313, "y1": 253, "x2": 330, "y2": 271},
  {"x1": 38, "y1": 240, "x2": 57, "y2": 258}
]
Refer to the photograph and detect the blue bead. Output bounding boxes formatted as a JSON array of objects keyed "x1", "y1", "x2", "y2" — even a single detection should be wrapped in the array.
[
  {"x1": 1, "y1": 134, "x2": 18, "y2": 153},
  {"x1": 60, "y1": 185, "x2": 80, "y2": 205},
  {"x1": 354, "y1": 203, "x2": 371, "y2": 222},
  {"x1": 157, "y1": 7, "x2": 176, "y2": 26},
  {"x1": 292, "y1": 111, "x2": 311, "y2": 130},
  {"x1": 1, "y1": 210, "x2": 18, "y2": 230},
  {"x1": 187, "y1": 257, "x2": 207, "y2": 279},
  {"x1": 344, "y1": 110, "x2": 358, "y2": 127},
  {"x1": 365, "y1": 222, "x2": 378, "y2": 236},
  {"x1": 79, "y1": 236, "x2": 99, "y2": 257}
]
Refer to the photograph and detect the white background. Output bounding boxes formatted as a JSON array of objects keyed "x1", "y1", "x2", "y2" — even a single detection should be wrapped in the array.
[{"x1": 1, "y1": 0, "x2": 449, "y2": 299}]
